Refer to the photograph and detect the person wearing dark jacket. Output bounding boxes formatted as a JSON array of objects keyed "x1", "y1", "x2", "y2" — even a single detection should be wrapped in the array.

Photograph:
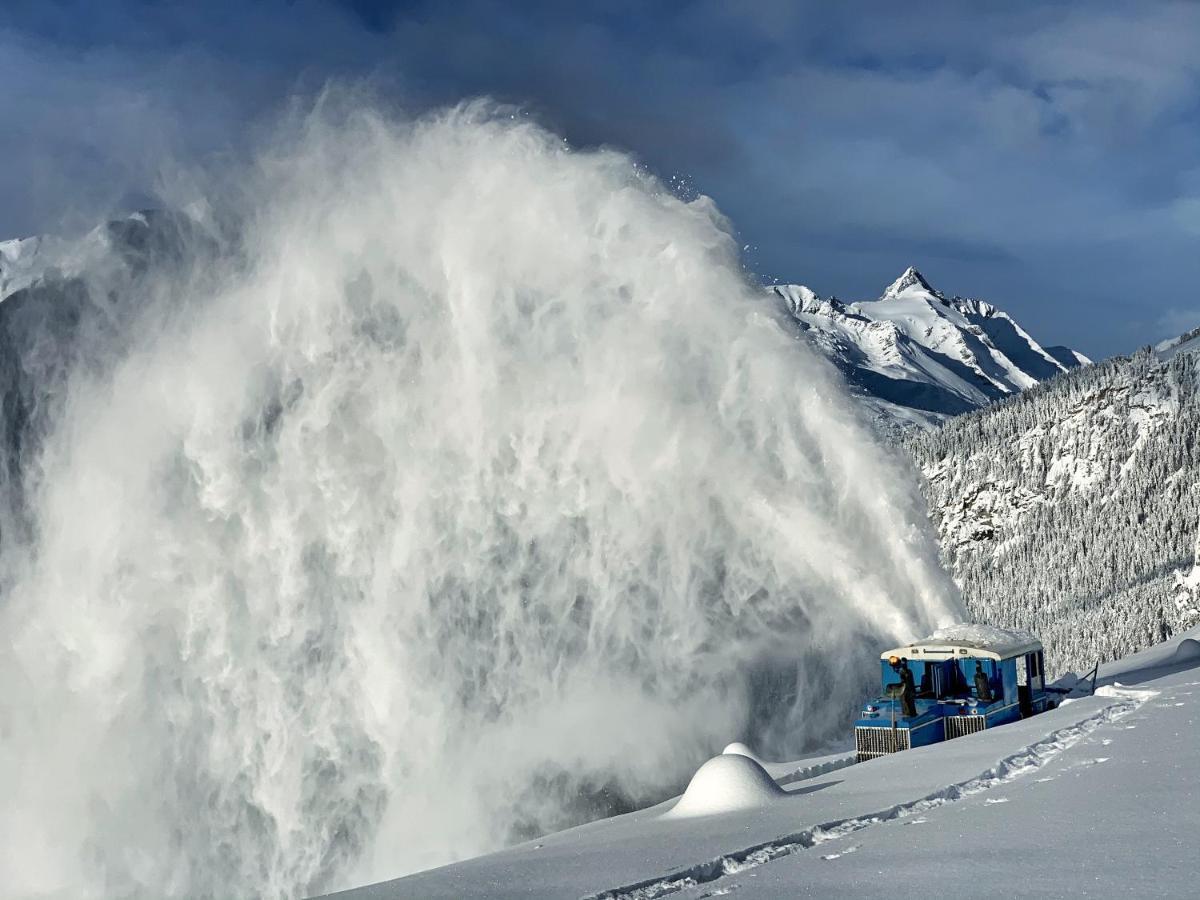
[
  {"x1": 898, "y1": 658, "x2": 917, "y2": 717},
  {"x1": 974, "y1": 661, "x2": 993, "y2": 703}
]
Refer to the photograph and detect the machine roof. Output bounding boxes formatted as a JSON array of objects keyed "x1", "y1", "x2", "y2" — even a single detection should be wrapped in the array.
[{"x1": 881, "y1": 623, "x2": 1042, "y2": 662}]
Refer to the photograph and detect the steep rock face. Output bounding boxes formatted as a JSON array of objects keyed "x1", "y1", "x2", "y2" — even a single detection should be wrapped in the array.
[
  {"x1": 907, "y1": 345, "x2": 1200, "y2": 675},
  {"x1": 770, "y1": 267, "x2": 1088, "y2": 431}
]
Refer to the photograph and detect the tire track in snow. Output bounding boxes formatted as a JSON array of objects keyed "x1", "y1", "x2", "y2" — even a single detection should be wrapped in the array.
[{"x1": 582, "y1": 686, "x2": 1156, "y2": 900}]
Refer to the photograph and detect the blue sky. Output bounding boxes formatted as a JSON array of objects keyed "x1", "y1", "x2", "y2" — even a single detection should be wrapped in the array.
[{"x1": 3, "y1": 0, "x2": 1199, "y2": 358}]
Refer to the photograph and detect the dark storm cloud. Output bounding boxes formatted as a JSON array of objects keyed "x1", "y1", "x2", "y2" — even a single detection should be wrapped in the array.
[{"x1": 3, "y1": 0, "x2": 1199, "y2": 356}]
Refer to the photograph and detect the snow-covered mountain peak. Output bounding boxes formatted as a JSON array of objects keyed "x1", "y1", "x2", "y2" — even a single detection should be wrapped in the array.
[
  {"x1": 0, "y1": 234, "x2": 62, "y2": 298},
  {"x1": 881, "y1": 266, "x2": 936, "y2": 300},
  {"x1": 771, "y1": 269, "x2": 1087, "y2": 430},
  {"x1": 1, "y1": 210, "x2": 216, "y2": 309}
]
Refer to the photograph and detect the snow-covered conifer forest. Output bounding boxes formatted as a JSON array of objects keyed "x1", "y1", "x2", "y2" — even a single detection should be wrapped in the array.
[{"x1": 907, "y1": 345, "x2": 1200, "y2": 675}]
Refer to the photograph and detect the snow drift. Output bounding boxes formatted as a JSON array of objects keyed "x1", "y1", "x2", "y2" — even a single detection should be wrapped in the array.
[
  {"x1": 0, "y1": 98, "x2": 959, "y2": 899},
  {"x1": 665, "y1": 754, "x2": 786, "y2": 818}
]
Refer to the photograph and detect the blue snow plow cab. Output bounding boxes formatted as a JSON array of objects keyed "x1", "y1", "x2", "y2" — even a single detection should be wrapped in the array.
[{"x1": 855, "y1": 624, "x2": 1058, "y2": 763}]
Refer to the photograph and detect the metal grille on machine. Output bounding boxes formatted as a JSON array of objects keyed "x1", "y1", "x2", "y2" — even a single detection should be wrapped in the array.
[
  {"x1": 945, "y1": 715, "x2": 986, "y2": 741},
  {"x1": 855, "y1": 726, "x2": 911, "y2": 762}
]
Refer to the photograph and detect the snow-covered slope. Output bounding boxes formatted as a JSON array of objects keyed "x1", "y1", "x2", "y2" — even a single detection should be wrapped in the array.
[
  {"x1": 1156, "y1": 324, "x2": 1200, "y2": 361},
  {"x1": 770, "y1": 268, "x2": 1088, "y2": 430},
  {"x1": 907, "y1": 343, "x2": 1200, "y2": 676},
  {"x1": 0, "y1": 211, "x2": 213, "y2": 305},
  {"x1": 318, "y1": 627, "x2": 1200, "y2": 899},
  {"x1": 0, "y1": 217, "x2": 146, "y2": 300},
  {"x1": 0, "y1": 235, "x2": 51, "y2": 297}
]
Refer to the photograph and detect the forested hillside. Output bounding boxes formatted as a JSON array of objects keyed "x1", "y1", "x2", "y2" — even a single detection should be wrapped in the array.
[{"x1": 908, "y1": 346, "x2": 1200, "y2": 675}]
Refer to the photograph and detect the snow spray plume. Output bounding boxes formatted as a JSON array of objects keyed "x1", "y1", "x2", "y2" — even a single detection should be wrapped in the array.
[{"x1": 0, "y1": 99, "x2": 961, "y2": 898}]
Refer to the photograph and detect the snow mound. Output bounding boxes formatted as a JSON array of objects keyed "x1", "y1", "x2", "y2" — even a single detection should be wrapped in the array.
[
  {"x1": 1173, "y1": 638, "x2": 1200, "y2": 663},
  {"x1": 664, "y1": 754, "x2": 786, "y2": 819},
  {"x1": 721, "y1": 742, "x2": 764, "y2": 764}
]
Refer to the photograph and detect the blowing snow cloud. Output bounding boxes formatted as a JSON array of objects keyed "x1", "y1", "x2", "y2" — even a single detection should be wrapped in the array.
[{"x1": 0, "y1": 99, "x2": 960, "y2": 898}]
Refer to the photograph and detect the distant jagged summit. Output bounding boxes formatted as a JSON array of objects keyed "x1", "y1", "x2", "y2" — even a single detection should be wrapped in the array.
[
  {"x1": 769, "y1": 266, "x2": 1090, "y2": 430},
  {"x1": 882, "y1": 266, "x2": 936, "y2": 300}
]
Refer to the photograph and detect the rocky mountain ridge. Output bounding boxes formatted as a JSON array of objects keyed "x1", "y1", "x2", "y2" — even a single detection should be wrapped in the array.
[{"x1": 770, "y1": 267, "x2": 1088, "y2": 430}]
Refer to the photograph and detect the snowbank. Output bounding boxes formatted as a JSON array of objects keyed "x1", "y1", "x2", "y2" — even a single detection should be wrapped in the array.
[
  {"x1": 664, "y1": 754, "x2": 786, "y2": 819},
  {"x1": 1173, "y1": 637, "x2": 1200, "y2": 663}
]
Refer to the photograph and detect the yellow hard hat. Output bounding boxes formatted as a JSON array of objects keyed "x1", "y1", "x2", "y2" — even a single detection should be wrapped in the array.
[{"x1": 888, "y1": 655, "x2": 900, "y2": 666}]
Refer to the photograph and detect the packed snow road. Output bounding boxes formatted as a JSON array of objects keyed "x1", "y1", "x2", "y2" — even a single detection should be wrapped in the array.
[{"x1": 318, "y1": 632, "x2": 1200, "y2": 900}]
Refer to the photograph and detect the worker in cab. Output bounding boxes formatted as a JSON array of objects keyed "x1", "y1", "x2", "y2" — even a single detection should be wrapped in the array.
[
  {"x1": 899, "y1": 658, "x2": 917, "y2": 716},
  {"x1": 974, "y1": 661, "x2": 993, "y2": 703},
  {"x1": 889, "y1": 656, "x2": 918, "y2": 717}
]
